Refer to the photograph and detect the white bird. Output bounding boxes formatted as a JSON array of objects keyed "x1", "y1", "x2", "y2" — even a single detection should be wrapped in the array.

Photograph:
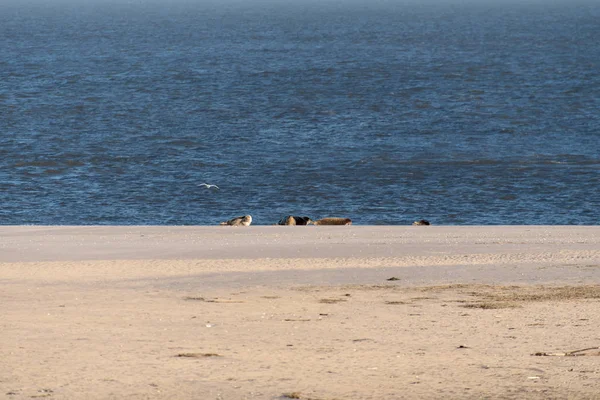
[{"x1": 200, "y1": 183, "x2": 219, "y2": 189}]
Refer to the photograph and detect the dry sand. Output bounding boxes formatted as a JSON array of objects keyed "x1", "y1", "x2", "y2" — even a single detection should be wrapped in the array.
[{"x1": 1, "y1": 226, "x2": 600, "y2": 399}]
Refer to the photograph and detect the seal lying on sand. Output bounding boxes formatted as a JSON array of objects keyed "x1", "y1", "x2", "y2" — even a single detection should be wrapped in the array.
[
  {"x1": 413, "y1": 219, "x2": 430, "y2": 226},
  {"x1": 313, "y1": 217, "x2": 352, "y2": 226},
  {"x1": 277, "y1": 216, "x2": 313, "y2": 226},
  {"x1": 220, "y1": 215, "x2": 252, "y2": 226}
]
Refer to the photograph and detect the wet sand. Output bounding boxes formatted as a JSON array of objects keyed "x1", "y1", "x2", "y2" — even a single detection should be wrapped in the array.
[{"x1": 1, "y1": 226, "x2": 600, "y2": 399}]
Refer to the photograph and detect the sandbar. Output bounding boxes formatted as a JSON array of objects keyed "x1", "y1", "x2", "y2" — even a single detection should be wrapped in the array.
[{"x1": 1, "y1": 226, "x2": 599, "y2": 399}]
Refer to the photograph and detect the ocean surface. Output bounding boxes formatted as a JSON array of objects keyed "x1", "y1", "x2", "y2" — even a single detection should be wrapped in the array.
[{"x1": 1, "y1": 0, "x2": 599, "y2": 225}]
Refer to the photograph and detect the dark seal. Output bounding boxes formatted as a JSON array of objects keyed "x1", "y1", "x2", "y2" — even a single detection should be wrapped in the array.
[
  {"x1": 412, "y1": 219, "x2": 431, "y2": 226},
  {"x1": 277, "y1": 216, "x2": 313, "y2": 226}
]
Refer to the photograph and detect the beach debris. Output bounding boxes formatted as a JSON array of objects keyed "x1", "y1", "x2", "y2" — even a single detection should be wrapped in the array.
[
  {"x1": 281, "y1": 392, "x2": 330, "y2": 400},
  {"x1": 532, "y1": 347, "x2": 599, "y2": 357},
  {"x1": 183, "y1": 296, "x2": 244, "y2": 303},
  {"x1": 461, "y1": 302, "x2": 520, "y2": 309},
  {"x1": 313, "y1": 217, "x2": 352, "y2": 225},
  {"x1": 457, "y1": 345, "x2": 470, "y2": 349},
  {"x1": 318, "y1": 298, "x2": 347, "y2": 304},
  {"x1": 281, "y1": 392, "x2": 302, "y2": 399},
  {"x1": 412, "y1": 219, "x2": 431, "y2": 225},
  {"x1": 176, "y1": 352, "x2": 222, "y2": 358},
  {"x1": 184, "y1": 296, "x2": 209, "y2": 301},
  {"x1": 386, "y1": 277, "x2": 401, "y2": 281},
  {"x1": 220, "y1": 215, "x2": 252, "y2": 226},
  {"x1": 31, "y1": 389, "x2": 54, "y2": 398}
]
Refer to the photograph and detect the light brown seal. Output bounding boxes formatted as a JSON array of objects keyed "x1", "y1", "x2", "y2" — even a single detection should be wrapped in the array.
[
  {"x1": 220, "y1": 215, "x2": 252, "y2": 226},
  {"x1": 277, "y1": 216, "x2": 313, "y2": 226},
  {"x1": 313, "y1": 217, "x2": 352, "y2": 226}
]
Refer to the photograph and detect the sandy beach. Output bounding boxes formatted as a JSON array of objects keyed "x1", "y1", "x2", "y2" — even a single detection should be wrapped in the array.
[{"x1": 1, "y1": 226, "x2": 600, "y2": 399}]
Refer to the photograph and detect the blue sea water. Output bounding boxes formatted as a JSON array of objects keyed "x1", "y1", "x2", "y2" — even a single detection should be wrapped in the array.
[{"x1": 1, "y1": 0, "x2": 598, "y2": 225}]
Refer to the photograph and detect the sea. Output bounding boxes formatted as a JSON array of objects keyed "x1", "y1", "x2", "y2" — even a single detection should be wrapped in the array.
[{"x1": 1, "y1": 0, "x2": 598, "y2": 226}]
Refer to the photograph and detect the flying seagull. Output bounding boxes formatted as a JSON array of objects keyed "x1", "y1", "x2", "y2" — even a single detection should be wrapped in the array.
[{"x1": 200, "y1": 183, "x2": 219, "y2": 189}]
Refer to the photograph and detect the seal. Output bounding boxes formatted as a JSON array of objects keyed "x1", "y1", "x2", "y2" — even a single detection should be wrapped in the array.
[
  {"x1": 412, "y1": 219, "x2": 430, "y2": 226},
  {"x1": 220, "y1": 215, "x2": 252, "y2": 226},
  {"x1": 313, "y1": 217, "x2": 352, "y2": 226},
  {"x1": 277, "y1": 216, "x2": 313, "y2": 226}
]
